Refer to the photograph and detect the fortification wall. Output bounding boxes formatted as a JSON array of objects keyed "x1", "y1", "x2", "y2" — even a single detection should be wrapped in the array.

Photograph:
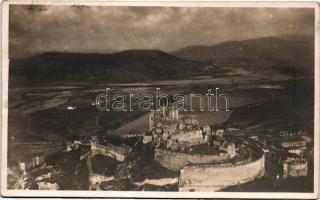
[
  {"x1": 283, "y1": 160, "x2": 308, "y2": 178},
  {"x1": 178, "y1": 154, "x2": 265, "y2": 192},
  {"x1": 154, "y1": 148, "x2": 230, "y2": 171},
  {"x1": 170, "y1": 130, "x2": 204, "y2": 145},
  {"x1": 90, "y1": 173, "x2": 114, "y2": 186},
  {"x1": 91, "y1": 144, "x2": 131, "y2": 161}
]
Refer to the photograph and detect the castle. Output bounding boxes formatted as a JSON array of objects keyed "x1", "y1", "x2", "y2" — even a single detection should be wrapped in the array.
[
  {"x1": 149, "y1": 105, "x2": 208, "y2": 149},
  {"x1": 146, "y1": 105, "x2": 265, "y2": 191},
  {"x1": 148, "y1": 104, "x2": 235, "y2": 153}
]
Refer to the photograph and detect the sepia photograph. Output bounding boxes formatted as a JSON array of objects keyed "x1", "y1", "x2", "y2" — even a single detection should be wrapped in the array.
[{"x1": 1, "y1": 1, "x2": 319, "y2": 198}]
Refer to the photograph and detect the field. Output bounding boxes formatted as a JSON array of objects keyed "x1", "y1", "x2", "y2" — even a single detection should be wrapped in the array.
[{"x1": 6, "y1": 65, "x2": 315, "y2": 193}]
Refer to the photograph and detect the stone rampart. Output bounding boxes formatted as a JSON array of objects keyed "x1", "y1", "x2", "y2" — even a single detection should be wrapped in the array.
[
  {"x1": 154, "y1": 148, "x2": 230, "y2": 171},
  {"x1": 91, "y1": 143, "x2": 132, "y2": 162},
  {"x1": 178, "y1": 154, "x2": 265, "y2": 191}
]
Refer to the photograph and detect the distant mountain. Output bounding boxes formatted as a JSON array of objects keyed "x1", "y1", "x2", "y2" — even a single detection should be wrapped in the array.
[
  {"x1": 9, "y1": 50, "x2": 204, "y2": 85},
  {"x1": 173, "y1": 36, "x2": 314, "y2": 75},
  {"x1": 9, "y1": 36, "x2": 314, "y2": 85}
]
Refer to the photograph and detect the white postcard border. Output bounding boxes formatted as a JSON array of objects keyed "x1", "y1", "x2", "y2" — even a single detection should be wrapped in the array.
[{"x1": 1, "y1": 1, "x2": 319, "y2": 198}]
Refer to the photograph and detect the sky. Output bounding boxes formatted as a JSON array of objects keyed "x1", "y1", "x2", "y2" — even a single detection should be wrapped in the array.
[{"x1": 9, "y1": 5, "x2": 314, "y2": 58}]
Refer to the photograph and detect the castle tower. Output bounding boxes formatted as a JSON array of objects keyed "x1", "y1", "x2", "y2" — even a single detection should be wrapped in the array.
[
  {"x1": 149, "y1": 112, "x2": 155, "y2": 131},
  {"x1": 168, "y1": 107, "x2": 174, "y2": 120},
  {"x1": 175, "y1": 108, "x2": 179, "y2": 120},
  {"x1": 168, "y1": 105, "x2": 179, "y2": 121},
  {"x1": 162, "y1": 107, "x2": 166, "y2": 119},
  {"x1": 19, "y1": 162, "x2": 27, "y2": 175}
]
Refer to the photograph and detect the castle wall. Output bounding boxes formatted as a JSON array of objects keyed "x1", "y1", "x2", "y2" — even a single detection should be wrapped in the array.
[
  {"x1": 171, "y1": 130, "x2": 204, "y2": 145},
  {"x1": 178, "y1": 155, "x2": 265, "y2": 192},
  {"x1": 154, "y1": 148, "x2": 230, "y2": 171},
  {"x1": 91, "y1": 143, "x2": 131, "y2": 161},
  {"x1": 11, "y1": 141, "x2": 65, "y2": 170},
  {"x1": 283, "y1": 159, "x2": 308, "y2": 178},
  {"x1": 90, "y1": 173, "x2": 114, "y2": 186},
  {"x1": 134, "y1": 177, "x2": 178, "y2": 186}
]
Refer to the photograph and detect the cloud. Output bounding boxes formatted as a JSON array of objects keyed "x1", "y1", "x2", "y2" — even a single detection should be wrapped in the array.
[{"x1": 9, "y1": 5, "x2": 314, "y2": 58}]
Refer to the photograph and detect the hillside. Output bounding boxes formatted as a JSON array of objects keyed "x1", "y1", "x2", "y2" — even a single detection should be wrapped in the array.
[
  {"x1": 9, "y1": 50, "x2": 204, "y2": 85},
  {"x1": 173, "y1": 36, "x2": 314, "y2": 76},
  {"x1": 9, "y1": 36, "x2": 314, "y2": 85},
  {"x1": 224, "y1": 79, "x2": 314, "y2": 133}
]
